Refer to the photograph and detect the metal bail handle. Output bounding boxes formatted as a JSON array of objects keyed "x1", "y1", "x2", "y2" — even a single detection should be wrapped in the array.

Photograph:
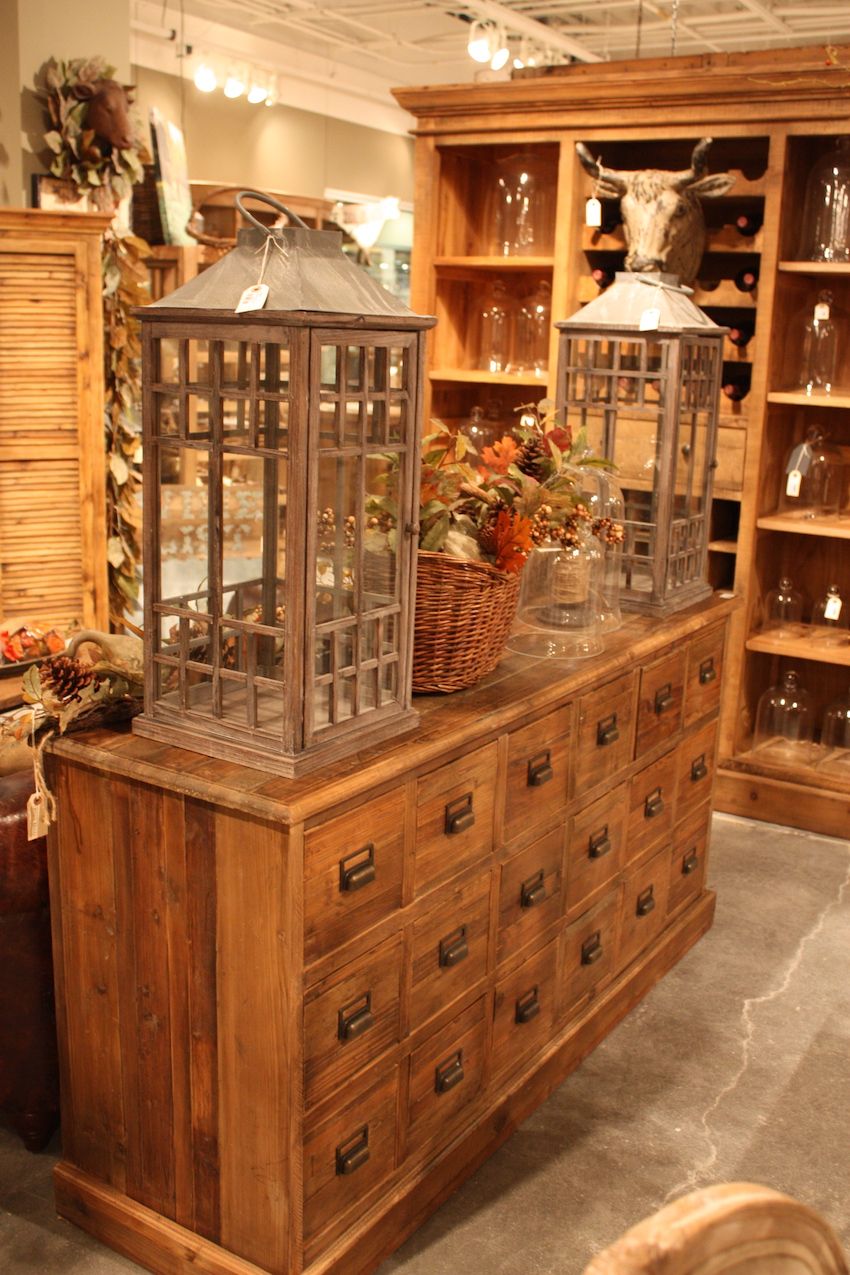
[{"x1": 235, "y1": 189, "x2": 309, "y2": 232}]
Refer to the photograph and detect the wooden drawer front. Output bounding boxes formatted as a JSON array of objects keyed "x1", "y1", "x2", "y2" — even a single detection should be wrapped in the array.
[
  {"x1": 492, "y1": 938, "x2": 558, "y2": 1080},
  {"x1": 684, "y1": 622, "x2": 725, "y2": 728},
  {"x1": 303, "y1": 1066, "x2": 399, "y2": 1246},
  {"x1": 618, "y1": 845, "x2": 671, "y2": 972},
  {"x1": 304, "y1": 934, "x2": 403, "y2": 1108},
  {"x1": 574, "y1": 672, "x2": 637, "y2": 798},
  {"x1": 503, "y1": 706, "x2": 571, "y2": 843},
  {"x1": 409, "y1": 871, "x2": 491, "y2": 1033},
  {"x1": 565, "y1": 784, "x2": 628, "y2": 922},
  {"x1": 498, "y1": 826, "x2": 563, "y2": 964},
  {"x1": 414, "y1": 742, "x2": 497, "y2": 896},
  {"x1": 560, "y1": 888, "x2": 620, "y2": 1019},
  {"x1": 668, "y1": 804, "x2": 711, "y2": 918},
  {"x1": 626, "y1": 750, "x2": 677, "y2": 867},
  {"x1": 676, "y1": 719, "x2": 718, "y2": 819},
  {"x1": 406, "y1": 998, "x2": 487, "y2": 1158},
  {"x1": 304, "y1": 789, "x2": 406, "y2": 963},
  {"x1": 635, "y1": 648, "x2": 686, "y2": 759}
]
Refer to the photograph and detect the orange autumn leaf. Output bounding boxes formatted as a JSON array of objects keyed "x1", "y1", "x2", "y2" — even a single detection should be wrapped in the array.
[
  {"x1": 493, "y1": 510, "x2": 534, "y2": 575},
  {"x1": 480, "y1": 434, "x2": 520, "y2": 476}
]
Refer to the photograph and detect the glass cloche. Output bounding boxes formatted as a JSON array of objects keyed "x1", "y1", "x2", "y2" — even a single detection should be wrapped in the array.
[
  {"x1": 818, "y1": 685, "x2": 850, "y2": 778},
  {"x1": 810, "y1": 583, "x2": 850, "y2": 646},
  {"x1": 797, "y1": 137, "x2": 850, "y2": 263},
  {"x1": 778, "y1": 426, "x2": 847, "y2": 518},
  {"x1": 762, "y1": 576, "x2": 805, "y2": 639},
  {"x1": 753, "y1": 669, "x2": 816, "y2": 763},
  {"x1": 508, "y1": 533, "x2": 605, "y2": 660}
]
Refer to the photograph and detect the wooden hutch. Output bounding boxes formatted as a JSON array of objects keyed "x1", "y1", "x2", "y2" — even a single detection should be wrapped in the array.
[{"x1": 394, "y1": 43, "x2": 850, "y2": 837}]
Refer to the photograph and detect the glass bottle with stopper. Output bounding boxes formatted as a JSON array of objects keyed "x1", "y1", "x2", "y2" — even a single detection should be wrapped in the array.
[
  {"x1": 763, "y1": 576, "x2": 804, "y2": 638},
  {"x1": 797, "y1": 290, "x2": 839, "y2": 396},
  {"x1": 753, "y1": 669, "x2": 816, "y2": 763},
  {"x1": 477, "y1": 280, "x2": 510, "y2": 374},
  {"x1": 510, "y1": 280, "x2": 551, "y2": 376}
]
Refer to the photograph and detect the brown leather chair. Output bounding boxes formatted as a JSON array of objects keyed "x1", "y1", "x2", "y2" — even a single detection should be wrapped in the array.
[
  {"x1": 583, "y1": 1183, "x2": 848, "y2": 1275},
  {"x1": 0, "y1": 768, "x2": 60, "y2": 1150}
]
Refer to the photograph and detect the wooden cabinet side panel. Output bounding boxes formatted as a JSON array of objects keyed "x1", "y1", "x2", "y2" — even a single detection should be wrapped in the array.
[{"x1": 215, "y1": 809, "x2": 303, "y2": 1275}]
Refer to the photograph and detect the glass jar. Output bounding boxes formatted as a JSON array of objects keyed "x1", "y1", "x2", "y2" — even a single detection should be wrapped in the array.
[
  {"x1": 465, "y1": 404, "x2": 499, "y2": 454},
  {"x1": 476, "y1": 280, "x2": 510, "y2": 373},
  {"x1": 492, "y1": 153, "x2": 553, "y2": 257},
  {"x1": 797, "y1": 290, "x2": 839, "y2": 396},
  {"x1": 797, "y1": 137, "x2": 850, "y2": 263},
  {"x1": 573, "y1": 459, "x2": 625, "y2": 633},
  {"x1": 778, "y1": 426, "x2": 845, "y2": 518},
  {"x1": 763, "y1": 576, "x2": 805, "y2": 638},
  {"x1": 509, "y1": 281, "x2": 551, "y2": 377},
  {"x1": 810, "y1": 583, "x2": 850, "y2": 647},
  {"x1": 819, "y1": 685, "x2": 850, "y2": 778},
  {"x1": 508, "y1": 534, "x2": 605, "y2": 659},
  {"x1": 753, "y1": 669, "x2": 815, "y2": 763}
]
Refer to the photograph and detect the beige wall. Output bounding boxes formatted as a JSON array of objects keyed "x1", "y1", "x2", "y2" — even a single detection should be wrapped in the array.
[{"x1": 133, "y1": 66, "x2": 414, "y2": 202}]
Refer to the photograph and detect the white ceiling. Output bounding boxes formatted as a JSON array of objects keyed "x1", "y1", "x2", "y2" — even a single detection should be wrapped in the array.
[{"x1": 134, "y1": 1, "x2": 850, "y2": 133}]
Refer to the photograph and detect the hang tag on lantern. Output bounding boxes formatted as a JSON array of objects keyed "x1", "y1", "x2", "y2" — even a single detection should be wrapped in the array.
[
  {"x1": 585, "y1": 197, "x2": 602, "y2": 228},
  {"x1": 785, "y1": 468, "x2": 802, "y2": 498},
  {"x1": 27, "y1": 791, "x2": 49, "y2": 841},
  {"x1": 235, "y1": 283, "x2": 269, "y2": 314},
  {"x1": 815, "y1": 301, "x2": 831, "y2": 321},
  {"x1": 639, "y1": 307, "x2": 661, "y2": 331},
  {"x1": 825, "y1": 593, "x2": 843, "y2": 621}
]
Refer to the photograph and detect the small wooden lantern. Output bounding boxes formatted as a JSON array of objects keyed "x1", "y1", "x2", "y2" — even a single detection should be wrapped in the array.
[
  {"x1": 134, "y1": 192, "x2": 435, "y2": 775},
  {"x1": 556, "y1": 273, "x2": 725, "y2": 615}
]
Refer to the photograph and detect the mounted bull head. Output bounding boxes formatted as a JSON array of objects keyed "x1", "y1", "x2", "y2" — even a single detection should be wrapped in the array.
[
  {"x1": 576, "y1": 139, "x2": 736, "y2": 285},
  {"x1": 71, "y1": 78, "x2": 136, "y2": 152}
]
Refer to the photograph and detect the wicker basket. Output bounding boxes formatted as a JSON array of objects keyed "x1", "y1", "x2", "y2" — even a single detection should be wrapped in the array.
[{"x1": 412, "y1": 552, "x2": 521, "y2": 694}]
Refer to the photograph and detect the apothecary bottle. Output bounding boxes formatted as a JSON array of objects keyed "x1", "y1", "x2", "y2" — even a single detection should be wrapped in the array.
[
  {"x1": 763, "y1": 576, "x2": 804, "y2": 637},
  {"x1": 753, "y1": 670, "x2": 815, "y2": 758},
  {"x1": 798, "y1": 291, "x2": 839, "y2": 396},
  {"x1": 510, "y1": 281, "x2": 551, "y2": 376},
  {"x1": 492, "y1": 153, "x2": 553, "y2": 257},
  {"x1": 797, "y1": 137, "x2": 850, "y2": 263},
  {"x1": 477, "y1": 280, "x2": 510, "y2": 373}
]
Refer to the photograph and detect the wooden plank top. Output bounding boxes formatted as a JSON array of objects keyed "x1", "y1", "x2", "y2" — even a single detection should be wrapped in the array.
[
  {"x1": 0, "y1": 209, "x2": 113, "y2": 238},
  {"x1": 50, "y1": 594, "x2": 738, "y2": 827}
]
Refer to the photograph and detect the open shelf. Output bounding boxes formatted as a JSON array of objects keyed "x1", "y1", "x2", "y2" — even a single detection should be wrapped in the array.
[
  {"x1": 575, "y1": 276, "x2": 758, "y2": 307},
  {"x1": 746, "y1": 627, "x2": 850, "y2": 667},
  {"x1": 723, "y1": 748, "x2": 850, "y2": 796},
  {"x1": 435, "y1": 256, "x2": 555, "y2": 270},
  {"x1": 582, "y1": 225, "x2": 764, "y2": 254},
  {"x1": 767, "y1": 391, "x2": 850, "y2": 408},
  {"x1": 778, "y1": 261, "x2": 850, "y2": 275},
  {"x1": 708, "y1": 539, "x2": 738, "y2": 554},
  {"x1": 429, "y1": 368, "x2": 549, "y2": 387},
  {"x1": 756, "y1": 513, "x2": 850, "y2": 538}
]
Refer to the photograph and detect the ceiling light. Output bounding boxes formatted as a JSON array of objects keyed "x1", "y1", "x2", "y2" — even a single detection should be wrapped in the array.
[
  {"x1": 247, "y1": 79, "x2": 268, "y2": 104},
  {"x1": 490, "y1": 36, "x2": 510, "y2": 71},
  {"x1": 468, "y1": 19, "x2": 497, "y2": 64},
  {"x1": 194, "y1": 62, "x2": 217, "y2": 93},
  {"x1": 265, "y1": 75, "x2": 280, "y2": 107},
  {"x1": 223, "y1": 70, "x2": 245, "y2": 99}
]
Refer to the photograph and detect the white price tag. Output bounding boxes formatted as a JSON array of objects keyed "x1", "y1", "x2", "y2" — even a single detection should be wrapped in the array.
[
  {"x1": 236, "y1": 283, "x2": 269, "y2": 314},
  {"x1": 639, "y1": 307, "x2": 661, "y2": 331},
  {"x1": 27, "y1": 792, "x2": 49, "y2": 841},
  {"x1": 785, "y1": 468, "x2": 802, "y2": 498},
  {"x1": 815, "y1": 302, "x2": 831, "y2": 321},
  {"x1": 585, "y1": 197, "x2": 602, "y2": 228},
  {"x1": 825, "y1": 593, "x2": 843, "y2": 621}
]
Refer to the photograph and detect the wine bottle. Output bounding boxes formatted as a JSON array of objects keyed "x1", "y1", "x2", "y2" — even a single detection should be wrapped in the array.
[
  {"x1": 722, "y1": 382, "x2": 749, "y2": 402},
  {"x1": 600, "y1": 209, "x2": 622, "y2": 235},
  {"x1": 735, "y1": 267, "x2": 759, "y2": 292},
  {"x1": 591, "y1": 267, "x2": 614, "y2": 289},
  {"x1": 728, "y1": 324, "x2": 754, "y2": 348},
  {"x1": 735, "y1": 213, "x2": 762, "y2": 237},
  {"x1": 722, "y1": 368, "x2": 751, "y2": 402}
]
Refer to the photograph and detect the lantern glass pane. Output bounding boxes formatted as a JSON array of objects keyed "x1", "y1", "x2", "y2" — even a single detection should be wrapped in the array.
[
  {"x1": 222, "y1": 398, "x2": 250, "y2": 444},
  {"x1": 221, "y1": 340, "x2": 251, "y2": 392},
  {"x1": 259, "y1": 342, "x2": 289, "y2": 393},
  {"x1": 257, "y1": 398, "x2": 289, "y2": 451},
  {"x1": 316, "y1": 453, "x2": 357, "y2": 620},
  {"x1": 153, "y1": 391, "x2": 181, "y2": 438},
  {"x1": 187, "y1": 394, "x2": 212, "y2": 440},
  {"x1": 187, "y1": 338, "x2": 212, "y2": 388},
  {"x1": 155, "y1": 337, "x2": 180, "y2": 386}
]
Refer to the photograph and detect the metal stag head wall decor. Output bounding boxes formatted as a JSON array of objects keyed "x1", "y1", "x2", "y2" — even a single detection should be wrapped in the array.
[{"x1": 576, "y1": 138, "x2": 736, "y2": 285}]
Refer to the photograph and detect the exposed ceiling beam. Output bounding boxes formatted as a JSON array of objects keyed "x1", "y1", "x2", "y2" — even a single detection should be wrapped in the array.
[
  {"x1": 736, "y1": 0, "x2": 795, "y2": 37},
  {"x1": 459, "y1": 0, "x2": 604, "y2": 61}
]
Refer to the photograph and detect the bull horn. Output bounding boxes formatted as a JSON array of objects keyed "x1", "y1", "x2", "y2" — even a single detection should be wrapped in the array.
[
  {"x1": 575, "y1": 143, "x2": 627, "y2": 194},
  {"x1": 673, "y1": 137, "x2": 714, "y2": 189}
]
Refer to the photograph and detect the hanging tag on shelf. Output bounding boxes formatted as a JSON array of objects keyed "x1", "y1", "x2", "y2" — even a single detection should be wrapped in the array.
[
  {"x1": 785, "y1": 468, "x2": 802, "y2": 498},
  {"x1": 585, "y1": 197, "x2": 602, "y2": 227},
  {"x1": 825, "y1": 593, "x2": 843, "y2": 621},
  {"x1": 639, "y1": 307, "x2": 661, "y2": 331},
  {"x1": 236, "y1": 283, "x2": 269, "y2": 314},
  {"x1": 815, "y1": 301, "x2": 831, "y2": 321},
  {"x1": 27, "y1": 791, "x2": 49, "y2": 841}
]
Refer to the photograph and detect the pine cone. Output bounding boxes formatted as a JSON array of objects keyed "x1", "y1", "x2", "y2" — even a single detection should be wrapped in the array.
[
  {"x1": 516, "y1": 434, "x2": 550, "y2": 479},
  {"x1": 478, "y1": 515, "x2": 500, "y2": 557},
  {"x1": 40, "y1": 655, "x2": 100, "y2": 704}
]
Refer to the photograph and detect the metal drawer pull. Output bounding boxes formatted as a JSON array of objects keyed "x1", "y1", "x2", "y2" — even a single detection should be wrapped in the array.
[
  {"x1": 435, "y1": 1051, "x2": 465, "y2": 1095},
  {"x1": 339, "y1": 843, "x2": 376, "y2": 893},
  {"x1": 439, "y1": 926, "x2": 468, "y2": 968},
  {"x1": 644, "y1": 788, "x2": 664, "y2": 819},
  {"x1": 527, "y1": 751, "x2": 553, "y2": 788},
  {"x1": 338, "y1": 993, "x2": 374, "y2": 1042},
  {"x1": 515, "y1": 987, "x2": 540, "y2": 1024},
  {"x1": 654, "y1": 683, "x2": 674, "y2": 714},
  {"x1": 445, "y1": 792, "x2": 475, "y2": 836},
  {"x1": 636, "y1": 887, "x2": 656, "y2": 917},
  {"x1": 682, "y1": 851, "x2": 699, "y2": 876},
  {"x1": 336, "y1": 1126, "x2": 369, "y2": 1176},
  {"x1": 520, "y1": 869, "x2": 547, "y2": 909},
  {"x1": 588, "y1": 827, "x2": 611, "y2": 859},
  {"x1": 699, "y1": 657, "x2": 717, "y2": 685},
  {"x1": 596, "y1": 713, "x2": 619, "y2": 747},
  {"x1": 581, "y1": 930, "x2": 604, "y2": 966},
  {"x1": 690, "y1": 755, "x2": 708, "y2": 782}
]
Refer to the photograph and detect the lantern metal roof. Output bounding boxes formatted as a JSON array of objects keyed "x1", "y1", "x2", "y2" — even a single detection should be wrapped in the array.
[{"x1": 557, "y1": 272, "x2": 726, "y2": 335}]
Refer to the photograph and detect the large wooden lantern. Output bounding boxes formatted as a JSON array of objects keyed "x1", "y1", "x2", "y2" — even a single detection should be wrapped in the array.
[
  {"x1": 556, "y1": 273, "x2": 725, "y2": 615},
  {"x1": 134, "y1": 192, "x2": 435, "y2": 775}
]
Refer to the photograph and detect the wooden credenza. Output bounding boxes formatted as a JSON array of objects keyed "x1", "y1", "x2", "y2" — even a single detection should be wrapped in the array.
[{"x1": 47, "y1": 596, "x2": 734, "y2": 1275}]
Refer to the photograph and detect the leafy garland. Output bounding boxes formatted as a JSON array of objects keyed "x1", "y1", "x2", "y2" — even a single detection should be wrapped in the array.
[{"x1": 41, "y1": 57, "x2": 149, "y2": 620}]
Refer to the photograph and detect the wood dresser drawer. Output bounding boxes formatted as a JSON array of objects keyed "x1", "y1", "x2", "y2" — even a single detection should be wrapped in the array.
[
  {"x1": 668, "y1": 804, "x2": 712, "y2": 918},
  {"x1": 409, "y1": 871, "x2": 491, "y2": 1033},
  {"x1": 405, "y1": 997, "x2": 487, "y2": 1163},
  {"x1": 635, "y1": 648, "x2": 686, "y2": 759},
  {"x1": 304, "y1": 788, "x2": 405, "y2": 963},
  {"x1": 414, "y1": 742, "x2": 497, "y2": 896},
  {"x1": 626, "y1": 750, "x2": 677, "y2": 867},
  {"x1": 304, "y1": 934, "x2": 403, "y2": 1108},
  {"x1": 675, "y1": 719, "x2": 719, "y2": 820},
  {"x1": 618, "y1": 845, "x2": 671, "y2": 972},
  {"x1": 303, "y1": 1065, "x2": 399, "y2": 1250},
  {"x1": 503, "y1": 706, "x2": 571, "y2": 844},
  {"x1": 684, "y1": 623, "x2": 725, "y2": 727},
  {"x1": 565, "y1": 784, "x2": 628, "y2": 921},
  {"x1": 492, "y1": 937, "x2": 558, "y2": 1081},
  {"x1": 573, "y1": 671, "x2": 637, "y2": 799},
  {"x1": 497, "y1": 826, "x2": 563, "y2": 964},
  {"x1": 560, "y1": 888, "x2": 620, "y2": 1020}
]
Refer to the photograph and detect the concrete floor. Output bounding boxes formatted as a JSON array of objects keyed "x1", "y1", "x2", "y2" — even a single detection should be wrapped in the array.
[{"x1": 1, "y1": 813, "x2": 848, "y2": 1273}]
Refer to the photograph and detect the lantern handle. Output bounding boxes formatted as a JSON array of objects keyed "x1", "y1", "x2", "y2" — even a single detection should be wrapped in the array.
[{"x1": 235, "y1": 189, "x2": 310, "y2": 232}]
